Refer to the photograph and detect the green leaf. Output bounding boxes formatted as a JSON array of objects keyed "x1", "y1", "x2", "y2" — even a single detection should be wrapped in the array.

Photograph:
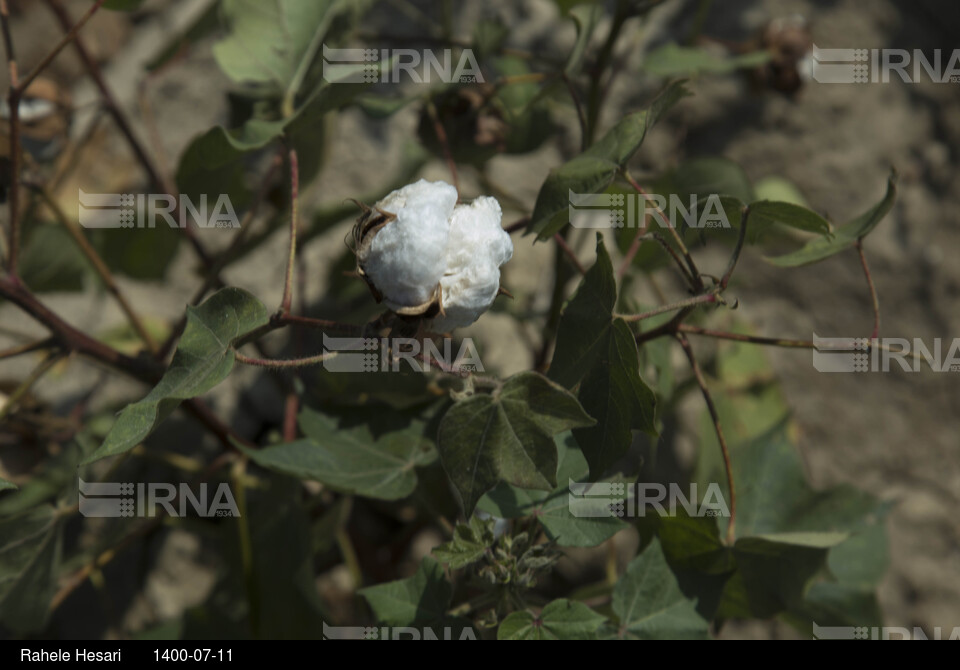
[
  {"x1": 609, "y1": 538, "x2": 710, "y2": 639},
  {"x1": 528, "y1": 81, "x2": 690, "y2": 239},
  {"x1": 664, "y1": 156, "x2": 755, "y2": 205},
  {"x1": 784, "y1": 517, "x2": 888, "y2": 631},
  {"x1": 549, "y1": 236, "x2": 657, "y2": 477},
  {"x1": 0, "y1": 506, "x2": 62, "y2": 633},
  {"x1": 498, "y1": 599, "x2": 607, "y2": 640},
  {"x1": 432, "y1": 516, "x2": 496, "y2": 569},
  {"x1": 731, "y1": 428, "x2": 881, "y2": 544},
  {"x1": 359, "y1": 557, "x2": 453, "y2": 627},
  {"x1": 19, "y1": 224, "x2": 90, "y2": 293},
  {"x1": 94, "y1": 224, "x2": 182, "y2": 281},
  {"x1": 548, "y1": 235, "x2": 617, "y2": 388},
  {"x1": 753, "y1": 176, "x2": 807, "y2": 206},
  {"x1": 765, "y1": 171, "x2": 897, "y2": 267},
  {"x1": 238, "y1": 408, "x2": 436, "y2": 500},
  {"x1": 642, "y1": 43, "x2": 770, "y2": 77},
  {"x1": 176, "y1": 76, "x2": 372, "y2": 202},
  {"x1": 212, "y1": 0, "x2": 346, "y2": 93},
  {"x1": 437, "y1": 372, "x2": 595, "y2": 516},
  {"x1": 478, "y1": 433, "x2": 628, "y2": 547},
  {"x1": 83, "y1": 288, "x2": 269, "y2": 464},
  {"x1": 574, "y1": 319, "x2": 658, "y2": 476},
  {"x1": 0, "y1": 477, "x2": 16, "y2": 492},
  {"x1": 564, "y1": 4, "x2": 603, "y2": 76},
  {"x1": 748, "y1": 201, "x2": 832, "y2": 237}
]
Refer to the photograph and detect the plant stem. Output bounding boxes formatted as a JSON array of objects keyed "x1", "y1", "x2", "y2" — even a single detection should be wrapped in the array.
[
  {"x1": 720, "y1": 205, "x2": 750, "y2": 290},
  {"x1": 561, "y1": 71, "x2": 588, "y2": 152},
  {"x1": 677, "y1": 325, "x2": 814, "y2": 348},
  {"x1": 0, "y1": 350, "x2": 65, "y2": 421},
  {"x1": 234, "y1": 350, "x2": 335, "y2": 369},
  {"x1": 19, "y1": 0, "x2": 107, "y2": 94},
  {"x1": 280, "y1": 148, "x2": 299, "y2": 315},
  {"x1": 618, "y1": 293, "x2": 716, "y2": 322},
  {"x1": 585, "y1": 0, "x2": 629, "y2": 145},
  {"x1": 855, "y1": 239, "x2": 880, "y2": 339},
  {"x1": 0, "y1": 0, "x2": 21, "y2": 275},
  {"x1": 0, "y1": 337, "x2": 54, "y2": 361},
  {"x1": 676, "y1": 334, "x2": 736, "y2": 545},
  {"x1": 554, "y1": 232, "x2": 586, "y2": 275}
]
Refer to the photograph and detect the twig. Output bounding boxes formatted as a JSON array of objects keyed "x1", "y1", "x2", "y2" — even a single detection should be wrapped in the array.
[
  {"x1": 0, "y1": 350, "x2": 65, "y2": 421},
  {"x1": 28, "y1": 183, "x2": 158, "y2": 353},
  {"x1": 677, "y1": 325, "x2": 813, "y2": 349},
  {"x1": 504, "y1": 217, "x2": 530, "y2": 234},
  {"x1": 234, "y1": 350, "x2": 335, "y2": 369},
  {"x1": 676, "y1": 333, "x2": 736, "y2": 545},
  {"x1": 280, "y1": 148, "x2": 299, "y2": 315},
  {"x1": 618, "y1": 293, "x2": 716, "y2": 322},
  {"x1": 18, "y1": 0, "x2": 107, "y2": 95},
  {"x1": 553, "y1": 232, "x2": 585, "y2": 275},
  {"x1": 855, "y1": 239, "x2": 880, "y2": 340},
  {"x1": 0, "y1": 0, "x2": 21, "y2": 274},
  {"x1": 560, "y1": 71, "x2": 588, "y2": 152},
  {"x1": 719, "y1": 205, "x2": 750, "y2": 290},
  {"x1": 49, "y1": 516, "x2": 164, "y2": 613},
  {"x1": 0, "y1": 337, "x2": 54, "y2": 361}
]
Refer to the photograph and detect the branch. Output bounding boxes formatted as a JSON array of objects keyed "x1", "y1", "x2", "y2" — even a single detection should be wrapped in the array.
[
  {"x1": 19, "y1": 0, "x2": 107, "y2": 94},
  {"x1": 234, "y1": 350, "x2": 335, "y2": 369},
  {"x1": 0, "y1": 337, "x2": 54, "y2": 361},
  {"x1": 676, "y1": 333, "x2": 736, "y2": 545},
  {"x1": 855, "y1": 239, "x2": 880, "y2": 339},
  {"x1": 677, "y1": 324, "x2": 813, "y2": 348},
  {"x1": 618, "y1": 293, "x2": 716, "y2": 322},
  {"x1": 0, "y1": 0, "x2": 21, "y2": 275},
  {"x1": 554, "y1": 232, "x2": 586, "y2": 275}
]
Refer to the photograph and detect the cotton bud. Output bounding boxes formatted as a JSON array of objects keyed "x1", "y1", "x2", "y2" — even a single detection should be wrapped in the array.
[{"x1": 352, "y1": 179, "x2": 513, "y2": 330}]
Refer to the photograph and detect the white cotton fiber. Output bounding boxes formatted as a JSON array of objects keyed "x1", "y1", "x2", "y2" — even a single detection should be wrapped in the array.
[
  {"x1": 432, "y1": 196, "x2": 513, "y2": 331},
  {"x1": 358, "y1": 180, "x2": 512, "y2": 329},
  {"x1": 362, "y1": 179, "x2": 458, "y2": 309}
]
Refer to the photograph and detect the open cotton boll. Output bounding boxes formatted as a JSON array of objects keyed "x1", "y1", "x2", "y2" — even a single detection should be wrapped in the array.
[
  {"x1": 361, "y1": 179, "x2": 458, "y2": 309},
  {"x1": 432, "y1": 196, "x2": 513, "y2": 331}
]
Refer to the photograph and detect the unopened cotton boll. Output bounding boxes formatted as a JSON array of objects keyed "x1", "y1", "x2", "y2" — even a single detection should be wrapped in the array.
[
  {"x1": 361, "y1": 179, "x2": 458, "y2": 310},
  {"x1": 432, "y1": 196, "x2": 512, "y2": 331},
  {"x1": 354, "y1": 179, "x2": 512, "y2": 329}
]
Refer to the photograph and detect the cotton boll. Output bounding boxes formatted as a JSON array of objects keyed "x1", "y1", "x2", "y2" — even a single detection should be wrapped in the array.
[
  {"x1": 432, "y1": 196, "x2": 513, "y2": 331},
  {"x1": 361, "y1": 179, "x2": 458, "y2": 309}
]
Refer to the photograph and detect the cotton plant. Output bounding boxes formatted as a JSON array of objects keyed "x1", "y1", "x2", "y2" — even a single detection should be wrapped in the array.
[{"x1": 352, "y1": 179, "x2": 513, "y2": 331}]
